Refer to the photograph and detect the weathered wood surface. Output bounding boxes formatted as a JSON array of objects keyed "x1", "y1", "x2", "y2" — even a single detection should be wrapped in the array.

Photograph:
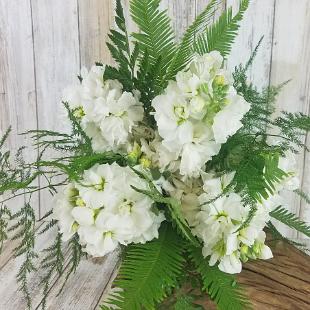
[
  {"x1": 198, "y1": 241, "x2": 310, "y2": 310},
  {"x1": 0, "y1": 234, "x2": 309, "y2": 309},
  {"x1": 0, "y1": 225, "x2": 119, "y2": 310}
]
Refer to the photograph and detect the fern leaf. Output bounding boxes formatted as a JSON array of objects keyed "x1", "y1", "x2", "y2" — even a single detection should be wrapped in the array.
[
  {"x1": 194, "y1": 0, "x2": 249, "y2": 57},
  {"x1": 104, "y1": 0, "x2": 135, "y2": 91},
  {"x1": 189, "y1": 246, "x2": 252, "y2": 310},
  {"x1": 270, "y1": 206, "x2": 310, "y2": 238},
  {"x1": 167, "y1": 0, "x2": 221, "y2": 79},
  {"x1": 130, "y1": 0, "x2": 176, "y2": 71},
  {"x1": 102, "y1": 223, "x2": 186, "y2": 310},
  {"x1": 266, "y1": 221, "x2": 309, "y2": 252},
  {"x1": 294, "y1": 189, "x2": 310, "y2": 204}
]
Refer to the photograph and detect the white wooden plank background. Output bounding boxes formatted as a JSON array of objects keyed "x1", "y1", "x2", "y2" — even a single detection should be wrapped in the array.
[{"x1": 0, "y1": 0, "x2": 309, "y2": 239}]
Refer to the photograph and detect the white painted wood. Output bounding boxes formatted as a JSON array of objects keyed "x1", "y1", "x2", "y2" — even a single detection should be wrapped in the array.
[
  {"x1": 0, "y1": 0, "x2": 39, "y2": 216},
  {"x1": 161, "y1": 0, "x2": 196, "y2": 41},
  {"x1": 227, "y1": 0, "x2": 275, "y2": 90},
  {"x1": 270, "y1": 0, "x2": 310, "y2": 238},
  {"x1": 30, "y1": 0, "x2": 80, "y2": 218},
  {"x1": 39, "y1": 252, "x2": 119, "y2": 310},
  {"x1": 78, "y1": 0, "x2": 114, "y2": 67},
  {"x1": 0, "y1": 226, "x2": 57, "y2": 309}
]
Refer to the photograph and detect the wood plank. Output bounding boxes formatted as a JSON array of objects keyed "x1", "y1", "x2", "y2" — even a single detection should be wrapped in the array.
[
  {"x1": 195, "y1": 0, "x2": 226, "y2": 21},
  {"x1": 296, "y1": 3, "x2": 310, "y2": 241},
  {"x1": 0, "y1": 0, "x2": 39, "y2": 216},
  {"x1": 161, "y1": 0, "x2": 196, "y2": 41},
  {"x1": 38, "y1": 251, "x2": 119, "y2": 310},
  {"x1": 270, "y1": 0, "x2": 310, "y2": 238},
  {"x1": 31, "y1": 0, "x2": 80, "y2": 218},
  {"x1": 0, "y1": 226, "x2": 58, "y2": 309},
  {"x1": 226, "y1": 0, "x2": 275, "y2": 90},
  {"x1": 78, "y1": 0, "x2": 114, "y2": 67},
  {"x1": 180, "y1": 241, "x2": 310, "y2": 310}
]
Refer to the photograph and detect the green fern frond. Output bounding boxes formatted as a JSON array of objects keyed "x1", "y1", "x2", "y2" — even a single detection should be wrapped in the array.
[
  {"x1": 167, "y1": 0, "x2": 221, "y2": 79},
  {"x1": 173, "y1": 296, "x2": 204, "y2": 310},
  {"x1": 40, "y1": 233, "x2": 65, "y2": 309},
  {"x1": 270, "y1": 206, "x2": 310, "y2": 238},
  {"x1": 9, "y1": 203, "x2": 38, "y2": 309},
  {"x1": 130, "y1": 0, "x2": 176, "y2": 72},
  {"x1": 194, "y1": 0, "x2": 249, "y2": 57},
  {"x1": 57, "y1": 233, "x2": 85, "y2": 296},
  {"x1": 189, "y1": 246, "x2": 252, "y2": 310},
  {"x1": 0, "y1": 204, "x2": 11, "y2": 253},
  {"x1": 274, "y1": 112, "x2": 310, "y2": 150},
  {"x1": 294, "y1": 189, "x2": 310, "y2": 204},
  {"x1": 102, "y1": 223, "x2": 186, "y2": 310},
  {"x1": 266, "y1": 221, "x2": 309, "y2": 252},
  {"x1": 233, "y1": 149, "x2": 287, "y2": 202},
  {"x1": 104, "y1": 0, "x2": 136, "y2": 91}
]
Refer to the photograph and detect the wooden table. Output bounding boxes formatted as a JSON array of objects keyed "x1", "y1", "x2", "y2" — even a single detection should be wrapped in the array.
[{"x1": 0, "y1": 229, "x2": 309, "y2": 310}]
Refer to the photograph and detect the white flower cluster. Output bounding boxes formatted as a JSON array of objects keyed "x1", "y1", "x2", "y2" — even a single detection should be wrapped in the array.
[
  {"x1": 152, "y1": 52, "x2": 250, "y2": 178},
  {"x1": 55, "y1": 52, "x2": 300, "y2": 273},
  {"x1": 63, "y1": 65, "x2": 144, "y2": 152},
  {"x1": 168, "y1": 149, "x2": 300, "y2": 274},
  {"x1": 53, "y1": 163, "x2": 165, "y2": 257}
]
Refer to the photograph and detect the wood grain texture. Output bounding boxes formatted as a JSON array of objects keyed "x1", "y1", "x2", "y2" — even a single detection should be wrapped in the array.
[
  {"x1": 30, "y1": 0, "x2": 80, "y2": 217},
  {"x1": 270, "y1": 0, "x2": 310, "y2": 238},
  {"x1": 227, "y1": 0, "x2": 275, "y2": 90},
  {"x1": 0, "y1": 226, "x2": 56, "y2": 310},
  {"x1": 199, "y1": 241, "x2": 310, "y2": 310},
  {"x1": 39, "y1": 252, "x2": 119, "y2": 310},
  {"x1": 162, "y1": 0, "x2": 196, "y2": 41},
  {"x1": 0, "y1": 0, "x2": 39, "y2": 215},
  {"x1": 78, "y1": 0, "x2": 114, "y2": 67}
]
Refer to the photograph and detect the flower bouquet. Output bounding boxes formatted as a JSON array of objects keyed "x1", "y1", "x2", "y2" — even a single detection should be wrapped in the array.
[{"x1": 1, "y1": 0, "x2": 310, "y2": 309}]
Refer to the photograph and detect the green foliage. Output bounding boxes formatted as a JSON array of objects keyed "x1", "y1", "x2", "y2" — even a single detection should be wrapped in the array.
[
  {"x1": 102, "y1": 223, "x2": 186, "y2": 310},
  {"x1": 173, "y1": 296, "x2": 204, "y2": 310},
  {"x1": 104, "y1": 0, "x2": 138, "y2": 91},
  {"x1": 295, "y1": 189, "x2": 310, "y2": 204},
  {"x1": 166, "y1": 0, "x2": 221, "y2": 79},
  {"x1": 189, "y1": 246, "x2": 252, "y2": 310},
  {"x1": 270, "y1": 206, "x2": 310, "y2": 238},
  {"x1": 266, "y1": 221, "x2": 309, "y2": 252},
  {"x1": 274, "y1": 112, "x2": 310, "y2": 150},
  {"x1": 0, "y1": 204, "x2": 11, "y2": 253},
  {"x1": 40, "y1": 233, "x2": 65, "y2": 309},
  {"x1": 57, "y1": 234, "x2": 86, "y2": 295},
  {"x1": 130, "y1": 0, "x2": 176, "y2": 73},
  {"x1": 209, "y1": 134, "x2": 287, "y2": 202},
  {"x1": 194, "y1": 0, "x2": 249, "y2": 57},
  {"x1": 233, "y1": 67, "x2": 284, "y2": 134},
  {"x1": 9, "y1": 203, "x2": 38, "y2": 309}
]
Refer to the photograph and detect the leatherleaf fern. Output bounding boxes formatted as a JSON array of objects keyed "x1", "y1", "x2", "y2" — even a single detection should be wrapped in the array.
[
  {"x1": 101, "y1": 223, "x2": 186, "y2": 310},
  {"x1": 194, "y1": 0, "x2": 249, "y2": 57},
  {"x1": 190, "y1": 246, "x2": 252, "y2": 310},
  {"x1": 270, "y1": 206, "x2": 310, "y2": 238}
]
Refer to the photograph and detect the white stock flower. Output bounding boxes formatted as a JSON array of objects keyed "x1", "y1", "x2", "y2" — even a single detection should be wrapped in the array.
[
  {"x1": 54, "y1": 163, "x2": 165, "y2": 257},
  {"x1": 62, "y1": 65, "x2": 144, "y2": 153},
  {"x1": 152, "y1": 52, "x2": 250, "y2": 177},
  {"x1": 53, "y1": 184, "x2": 79, "y2": 241},
  {"x1": 190, "y1": 171, "x2": 273, "y2": 274},
  {"x1": 212, "y1": 91, "x2": 250, "y2": 144}
]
